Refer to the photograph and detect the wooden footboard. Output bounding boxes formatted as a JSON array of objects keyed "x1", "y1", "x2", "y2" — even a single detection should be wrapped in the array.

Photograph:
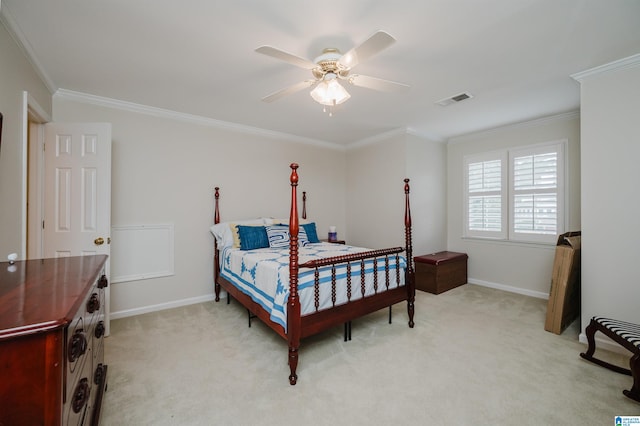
[
  {"x1": 212, "y1": 163, "x2": 415, "y2": 385},
  {"x1": 285, "y1": 163, "x2": 414, "y2": 385},
  {"x1": 297, "y1": 247, "x2": 405, "y2": 330}
]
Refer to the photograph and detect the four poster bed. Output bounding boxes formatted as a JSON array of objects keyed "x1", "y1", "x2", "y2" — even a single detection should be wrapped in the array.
[{"x1": 210, "y1": 163, "x2": 415, "y2": 385}]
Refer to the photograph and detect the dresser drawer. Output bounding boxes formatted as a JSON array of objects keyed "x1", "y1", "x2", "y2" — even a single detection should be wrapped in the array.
[
  {"x1": 65, "y1": 354, "x2": 93, "y2": 426},
  {"x1": 63, "y1": 269, "x2": 108, "y2": 425},
  {"x1": 65, "y1": 315, "x2": 90, "y2": 403}
]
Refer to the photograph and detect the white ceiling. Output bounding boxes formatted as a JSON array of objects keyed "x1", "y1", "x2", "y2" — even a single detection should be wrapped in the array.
[{"x1": 2, "y1": 1, "x2": 640, "y2": 146}]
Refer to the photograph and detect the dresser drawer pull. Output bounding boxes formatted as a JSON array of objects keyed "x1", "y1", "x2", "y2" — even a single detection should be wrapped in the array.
[
  {"x1": 98, "y1": 274, "x2": 109, "y2": 289},
  {"x1": 95, "y1": 321, "x2": 105, "y2": 339},
  {"x1": 72, "y1": 378, "x2": 90, "y2": 413},
  {"x1": 68, "y1": 330, "x2": 87, "y2": 363},
  {"x1": 87, "y1": 293, "x2": 100, "y2": 313},
  {"x1": 94, "y1": 363, "x2": 105, "y2": 385}
]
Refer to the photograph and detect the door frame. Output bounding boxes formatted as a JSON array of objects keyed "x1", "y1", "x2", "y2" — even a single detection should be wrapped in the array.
[
  {"x1": 22, "y1": 91, "x2": 50, "y2": 259},
  {"x1": 23, "y1": 94, "x2": 113, "y2": 336}
]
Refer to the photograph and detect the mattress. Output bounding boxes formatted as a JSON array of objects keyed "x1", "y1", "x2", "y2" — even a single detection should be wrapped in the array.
[{"x1": 219, "y1": 242, "x2": 406, "y2": 330}]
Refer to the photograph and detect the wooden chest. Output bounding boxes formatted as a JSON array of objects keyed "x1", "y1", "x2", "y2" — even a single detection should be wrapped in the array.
[{"x1": 414, "y1": 251, "x2": 468, "y2": 294}]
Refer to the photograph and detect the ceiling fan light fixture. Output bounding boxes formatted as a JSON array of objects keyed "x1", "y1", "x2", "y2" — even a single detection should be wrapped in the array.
[
  {"x1": 310, "y1": 77, "x2": 351, "y2": 106},
  {"x1": 256, "y1": 31, "x2": 407, "y2": 111}
]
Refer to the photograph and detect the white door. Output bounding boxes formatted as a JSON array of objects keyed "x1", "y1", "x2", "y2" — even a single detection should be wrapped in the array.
[{"x1": 44, "y1": 123, "x2": 112, "y2": 335}]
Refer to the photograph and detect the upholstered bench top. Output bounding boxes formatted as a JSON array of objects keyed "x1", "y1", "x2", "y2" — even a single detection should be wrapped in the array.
[{"x1": 593, "y1": 316, "x2": 640, "y2": 350}]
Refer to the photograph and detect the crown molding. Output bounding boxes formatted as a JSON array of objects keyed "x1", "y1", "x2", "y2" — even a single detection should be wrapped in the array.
[
  {"x1": 0, "y1": 2, "x2": 57, "y2": 93},
  {"x1": 406, "y1": 128, "x2": 446, "y2": 144},
  {"x1": 447, "y1": 110, "x2": 580, "y2": 144},
  {"x1": 25, "y1": 90, "x2": 51, "y2": 122},
  {"x1": 571, "y1": 53, "x2": 640, "y2": 82},
  {"x1": 346, "y1": 127, "x2": 408, "y2": 150},
  {"x1": 346, "y1": 127, "x2": 447, "y2": 150},
  {"x1": 53, "y1": 89, "x2": 345, "y2": 151}
]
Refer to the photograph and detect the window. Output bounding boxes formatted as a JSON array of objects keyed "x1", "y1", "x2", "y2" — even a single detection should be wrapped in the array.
[
  {"x1": 464, "y1": 141, "x2": 566, "y2": 244},
  {"x1": 464, "y1": 151, "x2": 507, "y2": 239}
]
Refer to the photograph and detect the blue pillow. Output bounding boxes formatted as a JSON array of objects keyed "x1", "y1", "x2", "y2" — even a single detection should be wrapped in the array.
[
  {"x1": 301, "y1": 222, "x2": 320, "y2": 243},
  {"x1": 236, "y1": 225, "x2": 269, "y2": 250}
]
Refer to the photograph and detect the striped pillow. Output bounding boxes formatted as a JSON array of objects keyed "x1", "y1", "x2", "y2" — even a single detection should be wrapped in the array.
[{"x1": 266, "y1": 225, "x2": 309, "y2": 248}]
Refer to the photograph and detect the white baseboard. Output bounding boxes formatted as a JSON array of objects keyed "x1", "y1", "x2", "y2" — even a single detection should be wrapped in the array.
[
  {"x1": 111, "y1": 278, "x2": 545, "y2": 320},
  {"x1": 469, "y1": 278, "x2": 634, "y2": 357},
  {"x1": 110, "y1": 293, "x2": 217, "y2": 320},
  {"x1": 468, "y1": 278, "x2": 549, "y2": 300}
]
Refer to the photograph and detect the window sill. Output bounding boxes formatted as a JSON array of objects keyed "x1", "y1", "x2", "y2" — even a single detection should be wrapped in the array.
[{"x1": 461, "y1": 236, "x2": 556, "y2": 250}]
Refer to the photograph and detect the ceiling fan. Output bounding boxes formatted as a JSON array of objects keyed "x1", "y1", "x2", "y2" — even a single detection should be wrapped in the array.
[{"x1": 255, "y1": 31, "x2": 409, "y2": 113}]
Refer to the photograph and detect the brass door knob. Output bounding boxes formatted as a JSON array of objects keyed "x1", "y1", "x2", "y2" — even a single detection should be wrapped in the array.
[{"x1": 94, "y1": 237, "x2": 105, "y2": 245}]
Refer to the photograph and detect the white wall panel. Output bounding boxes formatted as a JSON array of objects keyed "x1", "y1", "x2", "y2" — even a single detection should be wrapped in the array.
[{"x1": 111, "y1": 224, "x2": 174, "y2": 284}]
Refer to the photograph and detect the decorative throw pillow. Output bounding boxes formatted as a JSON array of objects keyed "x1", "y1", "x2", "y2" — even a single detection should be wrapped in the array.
[
  {"x1": 236, "y1": 225, "x2": 269, "y2": 250},
  {"x1": 298, "y1": 227, "x2": 309, "y2": 246},
  {"x1": 301, "y1": 222, "x2": 320, "y2": 243},
  {"x1": 231, "y1": 219, "x2": 265, "y2": 248},
  {"x1": 266, "y1": 225, "x2": 309, "y2": 248},
  {"x1": 266, "y1": 224, "x2": 290, "y2": 248}
]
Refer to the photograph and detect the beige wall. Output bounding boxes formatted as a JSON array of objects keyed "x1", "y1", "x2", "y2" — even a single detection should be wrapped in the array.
[
  {"x1": 346, "y1": 133, "x2": 407, "y2": 249},
  {"x1": 53, "y1": 96, "x2": 347, "y2": 316},
  {"x1": 406, "y1": 133, "x2": 447, "y2": 256},
  {"x1": 0, "y1": 23, "x2": 52, "y2": 258},
  {"x1": 346, "y1": 132, "x2": 447, "y2": 257},
  {"x1": 447, "y1": 113, "x2": 581, "y2": 297},
  {"x1": 576, "y1": 58, "x2": 640, "y2": 329}
]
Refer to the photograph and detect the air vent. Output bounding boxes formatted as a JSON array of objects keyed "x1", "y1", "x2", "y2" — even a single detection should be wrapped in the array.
[{"x1": 435, "y1": 92, "x2": 473, "y2": 107}]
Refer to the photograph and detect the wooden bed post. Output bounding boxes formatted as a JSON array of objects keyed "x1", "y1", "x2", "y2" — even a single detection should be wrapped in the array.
[
  {"x1": 404, "y1": 178, "x2": 415, "y2": 328},
  {"x1": 214, "y1": 187, "x2": 221, "y2": 302},
  {"x1": 302, "y1": 191, "x2": 307, "y2": 220},
  {"x1": 288, "y1": 164, "x2": 301, "y2": 385}
]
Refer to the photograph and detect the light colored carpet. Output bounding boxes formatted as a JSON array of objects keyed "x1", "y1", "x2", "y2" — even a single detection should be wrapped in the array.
[{"x1": 100, "y1": 284, "x2": 639, "y2": 425}]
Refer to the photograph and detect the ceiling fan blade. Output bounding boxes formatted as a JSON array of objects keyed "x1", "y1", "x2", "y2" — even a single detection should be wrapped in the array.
[
  {"x1": 255, "y1": 46, "x2": 318, "y2": 70},
  {"x1": 261, "y1": 80, "x2": 317, "y2": 103},
  {"x1": 338, "y1": 31, "x2": 396, "y2": 69},
  {"x1": 347, "y1": 74, "x2": 410, "y2": 92}
]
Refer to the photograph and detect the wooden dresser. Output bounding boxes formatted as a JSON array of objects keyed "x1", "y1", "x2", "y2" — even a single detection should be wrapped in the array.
[{"x1": 0, "y1": 255, "x2": 109, "y2": 426}]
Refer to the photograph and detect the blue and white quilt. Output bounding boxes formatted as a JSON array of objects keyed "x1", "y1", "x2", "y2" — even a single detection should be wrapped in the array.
[{"x1": 219, "y1": 242, "x2": 406, "y2": 331}]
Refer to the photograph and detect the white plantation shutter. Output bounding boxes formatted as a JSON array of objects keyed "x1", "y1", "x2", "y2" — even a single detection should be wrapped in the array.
[
  {"x1": 509, "y1": 143, "x2": 565, "y2": 243},
  {"x1": 464, "y1": 152, "x2": 507, "y2": 239},
  {"x1": 464, "y1": 141, "x2": 566, "y2": 244}
]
